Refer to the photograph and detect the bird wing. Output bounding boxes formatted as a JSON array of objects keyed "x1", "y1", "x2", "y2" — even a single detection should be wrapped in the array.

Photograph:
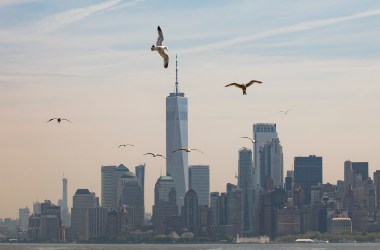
[
  {"x1": 118, "y1": 145, "x2": 125, "y2": 148},
  {"x1": 127, "y1": 144, "x2": 134, "y2": 146},
  {"x1": 192, "y1": 148, "x2": 204, "y2": 154},
  {"x1": 246, "y1": 80, "x2": 262, "y2": 87},
  {"x1": 172, "y1": 148, "x2": 185, "y2": 153},
  {"x1": 61, "y1": 118, "x2": 71, "y2": 123},
  {"x1": 157, "y1": 154, "x2": 166, "y2": 159},
  {"x1": 47, "y1": 118, "x2": 57, "y2": 122},
  {"x1": 225, "y1": 83, "x2": 242, "y2": 89},
  {"x1": 156, "y1": 26, "x2": 164, "y2": 46},
  {"x1": 144, "y1": 153, "x2": 154, "y2": 156},
  {"x1": 158, "y1": 49, "x2": 169, "y2": 68}
]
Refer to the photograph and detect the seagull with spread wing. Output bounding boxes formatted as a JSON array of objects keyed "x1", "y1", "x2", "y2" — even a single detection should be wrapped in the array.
[
  {"x1": 143, "y1": 152, "x2": 166, "y2": 159},
  {"x1": 225, "y1": 80, "x2": 262, "y2": 95},
  {"x1": 280, "y1": 109, "x2": 291, "y2": 115},
  {"x1": 47, "y1": 118, "x2": 71, "y2": 123},
  {"x1": 172, "y1": 148, "x2": 204, "y2": 154},
  {"x1": 118, "y1": 144, "x2": 134, "y2": 148},
  {"x1": 151, "y1": 26, "x2": 169, "y2": 68},
  {"x1": 241, "y1": 136, "x2": 258, "y2": 144}
]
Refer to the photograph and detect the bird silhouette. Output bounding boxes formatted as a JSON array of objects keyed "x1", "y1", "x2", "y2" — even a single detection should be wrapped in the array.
[
  {"x1": 225, "y1": 80, "x2": 262, "y2": 95},
  {"x1": 172, "y1": 148, "x2": 204, "y2": 154},
  {"x1": 280, "y1": 109, "x2": 291, "y2": 115},
  {"x1": 118, "y1": 144, "x2": 134, "y2": 148},
  {"x1": 241, "y1": 136, "x2": 258, "y2": 144},
  {"x1": 143, "y1": 152, "x2": 166, "y2": 159},
  {"x1": 47, "y1": 118, "x2": 71, "y2": 123},
  {"x1": 151, "y1": 26, "x2": 169, "y2": 68}
]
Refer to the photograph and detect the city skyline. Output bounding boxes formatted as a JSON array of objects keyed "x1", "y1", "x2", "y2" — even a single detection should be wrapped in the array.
[{"x1": 1, "y1": 0, "x2": 380, "y2": 218}]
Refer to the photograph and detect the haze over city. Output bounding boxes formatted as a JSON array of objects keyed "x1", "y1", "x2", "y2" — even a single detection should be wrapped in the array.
[{"x1": 1, "y1": 0, "x2": 380, "y2": 219}]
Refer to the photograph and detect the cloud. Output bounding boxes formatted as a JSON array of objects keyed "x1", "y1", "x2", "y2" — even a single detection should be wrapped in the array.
[
  {"x1": 0, "y1": 0, "x2": 35, "y2": 8},
  {"x1": 182, "y1": 8, "x2": 380, "y2": 54},
  {"x1": 37, "y1": 0, "x2": 123, "y2": 33}
]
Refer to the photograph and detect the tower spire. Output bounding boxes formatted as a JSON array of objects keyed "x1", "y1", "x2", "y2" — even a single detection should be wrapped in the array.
[{"x1": 175, "y1": 54, "x2": 178, "y2": 95}]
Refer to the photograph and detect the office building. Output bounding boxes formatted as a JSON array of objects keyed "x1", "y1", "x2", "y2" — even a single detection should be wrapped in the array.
[
  {"x1": 166, "y1": 57, "x2": 188, "y2": 207},
  {"x1": 59, "y1": 176, "x2": 71, "y2": 227},
  {"x1": 152, "y1": 176, "x2": 179, "y2": 235},
  {"x1": 253, "y1": 123, "x2": 279, "y2": 188},
  {"x1": 352, "y1": 162, "x2": 369, "y2": 181},
  {"x1": 210, "y1": 192, "x2": 219, "y2": 225},
  {"x1": 294, "y1": 155, "x2": 322, "y2": 205},
  {"x1": 101, "y1": 164, "x2": 129, "y2": 209},
  {"x1": 70, "y1": 189, "x2": 98, "y2": 240},
  {"x1": 184, "y1": 189, "x2": 199, "y2": 235},
  {"x1": 189, "y1": 165, "x2": 210, "y2": 207},
  {"x1": 117, "y1": 170, "x2": 144, "y2": 226},
  {"x1": 18, "y1": 207, "x2": 30, "y2": 232},
  {"x1": 374, "y1": 170, "x2": 380, "y2": 211},
  {"x1": 237, "y1": 147, "x2": 254, "y2": 236},
  {"x1": 260, "y1": 138, "x2": 283, "y2": 190},
  {"x1": 226, "y1": 183, "x2": 243, "y2": 236},
  {"x1": 135, "y1": 164, "x2": 145, "y2": 209}
]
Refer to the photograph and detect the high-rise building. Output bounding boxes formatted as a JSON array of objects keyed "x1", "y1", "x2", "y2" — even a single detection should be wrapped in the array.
[
  {"x1": 18, "y1": 207, "x2": 30, "y2": 232},
  {"x1": 261, "y1": 138, "x2": 283, "y2": 190},
  {"x1": 374, "y1": 170, "x2": 380, "y2": 211},
  {"x1": 238, "y1": 147, "x2": 254, "y2": 236},
  {"x1": 135, "y1": 164, "x2": 145, "y2": 209},
  {"x1": 101, "y1": 164, "x2": 129, "y2": 209},
  {"x1": 70, "y1": 189, "x2": 98, "y2": 240},
  {"x1": 184, "y1": 189, "x2": 199, "y2": 235},
  {"x1": 210, "y1": 192, "x2": 219, "y2": 225},
  {"x1": 253, "y1": 123, "x2": 279, "y2": 188},
  {"x1": 294, "y1": 155, "x2": 323, "y2": 205},
  {"x1": 189, "y1": 165, "x2": 210, "y2": 207},
  {"x1": 116, "y1": 171, "x2": 144, "y2": 226},
  {"x1": 226, "y1": 183, "x2": 243, "y2": 236},
  {"x1": 33, "y1": 202, "x2": 41, "y2": 215},
  {"x1": 166, "y1": 57, "x2": 188, "y2": 207},
  {"x1": 152, "y1": 176, "x2": 179, "y2": 235},
  {"x1": 352, "y1": 162, "x2": 369, "y2": 181},
  {"x1": 39, "y1": 200, "x2": 62, "y2": 241},
  {"x1": 60, "y1": 176, "x2": 71, "y2": 227}
]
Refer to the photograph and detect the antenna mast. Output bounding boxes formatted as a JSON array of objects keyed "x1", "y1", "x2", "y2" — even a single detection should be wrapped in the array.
[{"x1": 175, "y1": 54, "x2": 179, "y2": 95}]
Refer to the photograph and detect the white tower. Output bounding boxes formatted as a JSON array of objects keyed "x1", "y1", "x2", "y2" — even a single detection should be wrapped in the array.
[{"x1": 166, "y1": 55, "x2": 188, "y2": 207}]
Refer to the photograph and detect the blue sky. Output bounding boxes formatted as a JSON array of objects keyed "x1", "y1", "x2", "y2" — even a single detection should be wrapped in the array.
[{"x1": 1, "y1": 0, "x2": 380, "y2": 217}]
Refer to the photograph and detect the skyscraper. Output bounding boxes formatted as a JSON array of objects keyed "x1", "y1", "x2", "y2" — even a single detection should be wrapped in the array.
[
  {"x1": 18, "y1": 207, "x2": 30, "y2": 232},
  {"x1": 101, "y1": 164, "x2": 129, "y2": 209},
  {"x1": 237, "y1": 147, "x2": 254, "y2": 236},
  {"x1": 117, "y1": 171, "x2": 144, "y2": 226},
  {"x1": 135, "y1": 164, "x2": 145, "y2": 208},
  {"x1": 294, "y1": 155, "x2": 323, "y2": 205},
  {"x1": 352, "y1": 162, "x2": 369, "y2": 181},
  {"x1": 253, "y1": 123, "x2": 282, "y2": 189},
  {"x1": 184, "y1": 189, "x2": 199, "y2": 235},
  {"x1": 189, "y1": 165, "x2": 210, "y2": 207},
  {"x1": 374, "y1": 170, "x2": 380, "y2": 211},
  {"x1": 152, "y1": 176, "x2": 179, "y2": 235},
  {"x1": 70, "y1": 189, "x2": 98, "y2": 240},
  {"x1": 60, "y1": 176, "x2": 71, "y2": 227},
  {"x1": 166, "y1": 56, "x2": 188, "y2": 207}
]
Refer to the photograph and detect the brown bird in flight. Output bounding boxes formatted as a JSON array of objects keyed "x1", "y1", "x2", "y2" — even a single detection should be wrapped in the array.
[
  {"x1": 225, "y1": 80, "x2": 262, "y2": 95},
  {"x1": 172, "y1": 148, "x2": 204, "y2": 154},
  {"x1": 241, "y1": 136, "x2": 258, "y2": 144},
  {"x1": 143, "y1": 152, "x2": 166, "y2": 159},
  {"x1": 47, "y1": 118, "x2": 71, "y2": 123},
  {"x1": 118, "y1": 144, "x2": 134, "y2": 148}
]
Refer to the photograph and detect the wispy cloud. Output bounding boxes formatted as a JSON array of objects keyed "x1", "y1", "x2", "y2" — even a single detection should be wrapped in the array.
[
  {"x1": 0, "y1": 0, "x2": 35, "y2": 8},
  {"x1": 37, "y1": 0, "x2": 124, "y2": 33},
  {"x1": 182, "y1": 8, "x2": 380, "y2": 54}
]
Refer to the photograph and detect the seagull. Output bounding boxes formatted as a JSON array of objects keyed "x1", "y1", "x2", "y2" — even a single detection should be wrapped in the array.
[
  {"x1": 151, "y1": 26, "x2": 169, "y2": 68},
  {"x1": 172, "y1": 148, "x2": 204, "y2": 154},
  {"x1": 225, "y1": 80, "x2": 262, "y2": 95},
  {"x1": 47, "y1": 118, "x2": 71, "y2": 123},
  {"x1": 241, "y1": 136, "x2": 258, "y2": 144},
  {"x1": 118, "y1": 144, "x2": 134, "y2": 148},
  {"x1": 280, "y1": 109, "x2": 291, "y2": 115},
  {"x1": 143, "y1": 152, "x2": 166, "y2": 159}
]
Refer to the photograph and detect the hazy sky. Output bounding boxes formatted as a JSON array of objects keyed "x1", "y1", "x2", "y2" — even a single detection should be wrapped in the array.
[{"x1": 1, "y1": 0, "x2": 380, "y2": 218}]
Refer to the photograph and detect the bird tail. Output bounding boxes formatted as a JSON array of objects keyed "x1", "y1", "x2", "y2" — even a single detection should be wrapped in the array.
[{"x1": 151, "y1": 45, "x2": 155, "y2": 51}]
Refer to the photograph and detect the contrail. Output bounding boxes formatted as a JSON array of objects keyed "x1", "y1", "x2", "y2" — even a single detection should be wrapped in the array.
[
  {"x1": 182, "y1": 8, "x2": 380, "y2": 54},
  {"x1": 37, "y1": 0, "x2": 122, "y2": 33}
]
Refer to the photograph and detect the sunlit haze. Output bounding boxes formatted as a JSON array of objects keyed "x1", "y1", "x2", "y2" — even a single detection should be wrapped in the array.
[{"x1": 1, "y1": 0, "x2": 380, "y2": 218}]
